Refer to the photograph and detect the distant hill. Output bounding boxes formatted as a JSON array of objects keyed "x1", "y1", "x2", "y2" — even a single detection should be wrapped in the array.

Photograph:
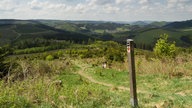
[
  {"x1": 112, "y1": 20, "x2": 192, "y2": 49},
  {"x1": 0, "y1": 20, "x2": 93, "y2": 46},
  {"x1": 163, "y1": 20, "x2": 192, "y2": 29},
  {"x1": 38, "y1": 20, "x2": 130, "y2": 34},
  {"x1": 0, "y1": 19, "x2": 37, "y2": 25},
  {"x1": 0, "y1": 19, "x2": 192, "y2": 50},
  {"x1": 130, "y1": 21, "x2": 149, "y2": 26},
  {"x1": 148, "y1": 21, "x2": 169, "y2": 27}
]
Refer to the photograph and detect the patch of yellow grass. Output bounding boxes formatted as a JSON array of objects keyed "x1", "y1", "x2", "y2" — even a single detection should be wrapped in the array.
[{"x1": 134, "y1": 54, "x2": 192, "y2": 77}]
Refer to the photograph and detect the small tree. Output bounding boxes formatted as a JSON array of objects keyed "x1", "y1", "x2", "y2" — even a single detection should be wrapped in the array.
[{"x1": 154, "y1": 34, "x2": 176, "y2": 58}]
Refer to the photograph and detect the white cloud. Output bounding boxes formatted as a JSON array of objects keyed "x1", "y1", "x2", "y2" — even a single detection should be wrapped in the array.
[
  {"x1": 141, "y1": 5, "x2": 148, "y2": 10},
  {"x1": 167, "y1": 0, "x2": 178, "y2": 8},
  {"x1": 115, "y1": 0, "x2": 131, "y2": 4},
  {"x1": 0, "y1": 0, "x2": 191, "y2": 21},
  {"x1": 73, "y1": 3, "x2": 88, "y2": 13},
  {"x1": 104, "y1": 5, "x2": 120, "y2": 13},
  {"x1": 139, "y1": 0, "x2": 148, "y2": 4},
  {"x1": 167, "y1": 0, "x2": 192, "y2": 8},
  {"x1": 0, "y1": 0, "x2": 17, "y2": 11},
  {"x1": 28, "y1": 0, "x2": 67, "y2": 10},
  {"x1": 89, "y1": 0, "x2": 115, "y2": 6}
]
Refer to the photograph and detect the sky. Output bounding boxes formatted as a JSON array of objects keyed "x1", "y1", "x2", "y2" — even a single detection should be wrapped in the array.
[{"x1": 0, "y1": 0, "x2": 191, "y2": 21}]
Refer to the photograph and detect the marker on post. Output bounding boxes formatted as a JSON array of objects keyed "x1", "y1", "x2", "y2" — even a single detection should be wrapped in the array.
[{"x1": 127, "y1": 39, "x2": 138, "y2": 108}]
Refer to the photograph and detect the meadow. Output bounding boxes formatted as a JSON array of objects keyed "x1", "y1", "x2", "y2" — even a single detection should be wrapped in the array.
[{"x1": 0, "y1": 41, "x2": 192, "y2": 108}]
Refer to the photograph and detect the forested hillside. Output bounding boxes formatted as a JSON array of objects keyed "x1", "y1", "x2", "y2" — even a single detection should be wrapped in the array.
[{"x1": 0, "y1": 19, "x2": 192, "y2": 50}]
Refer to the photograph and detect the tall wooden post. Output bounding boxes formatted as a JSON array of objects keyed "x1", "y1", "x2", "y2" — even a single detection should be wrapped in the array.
[{"x1": 127, "y1": 39, "x2": 138, "y2": 107}]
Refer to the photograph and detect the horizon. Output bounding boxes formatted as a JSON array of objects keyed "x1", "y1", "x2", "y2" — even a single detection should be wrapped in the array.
[
  {"x1": 0, "y1": 18, "x2": 191, "y2": 23},
  {"x1": 0, "y1": 0, "x2": 192, "y2": 22}
]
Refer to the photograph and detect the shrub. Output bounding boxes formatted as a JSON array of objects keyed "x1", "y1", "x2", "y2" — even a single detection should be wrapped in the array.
[
  {"x1": 57, "y1": 50, "x2": 64, "y2": 57},
  {"x1": 153, "y1": 34, "x2": 176, "y2": 58},
  {"x1": 46, "y1": 55, "x2": 54, "y2": 61},
  {"x1": 0, "y1": 45, "x2": 12, "y2": 77}
]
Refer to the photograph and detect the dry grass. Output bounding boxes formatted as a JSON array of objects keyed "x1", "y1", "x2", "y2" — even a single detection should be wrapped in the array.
[
  {"x1": 81, "y1": 53, "x2": 192, "y2": 77},
  {"x1": 134, "y1": 53, "x2": 192, "y2": 77},
  {"x1": 1, "y1": 51, "x2": 192, "y2": 107},
  {"x1": 0, "y1": 58, "x2": 76, "y2": 107},
  {"x1": 4, "y1": 58, "x2": 71, "y2": 84}
]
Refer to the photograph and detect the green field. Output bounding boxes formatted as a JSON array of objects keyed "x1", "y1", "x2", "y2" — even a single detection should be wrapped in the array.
[
  {"x1": 1, "y1": 55, "x2": 191, "y2": 107},
  {"x1": 1, "y1": 41, "x2": 192, "y2": 107}
]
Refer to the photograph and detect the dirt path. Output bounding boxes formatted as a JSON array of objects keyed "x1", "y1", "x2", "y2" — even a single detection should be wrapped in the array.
[{"x1": 73, "y1": 60, "x2": 129, "y2": 91}]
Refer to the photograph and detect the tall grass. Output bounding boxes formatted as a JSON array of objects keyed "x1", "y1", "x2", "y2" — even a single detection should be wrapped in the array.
[
  {"x1": 77, "y1": 53, "x2": 192, "y2": 108},
  {"x1": 0, "y1": 51, "x2": 192, "y2": 107},
  {"x1": 0, "y1": 58, "x2": 131, "y2": 107},
  {"x1": 135, "y1": 53, "x2": 192, "y2": 77}
]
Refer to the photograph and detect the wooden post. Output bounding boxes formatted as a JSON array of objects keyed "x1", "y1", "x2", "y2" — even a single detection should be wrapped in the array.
[{"x1": 127, "y1": 39, "x2": 138, "y2": 107}]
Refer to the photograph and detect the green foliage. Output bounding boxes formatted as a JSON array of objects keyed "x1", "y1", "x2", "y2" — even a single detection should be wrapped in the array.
[
  {"x1": 100, "y1": 41, "x2": 124, "y2": 62},
  {"x1": 46, "y1": 55, "x2": 54, "y2": 61},
  {"x1": 14, "y1": 40, "x2": 71, "y2": 55},
  {"x1": 0, "y1": 45, "x2": 12, "y2": 77},
  {"x1": 1, "y1": 52, "x2": 192, "y2": 107},
  {"x1": 14, "y1": 39, "x2": 71, "y2": 50},
  {"x1": 66, "y1": 41, "x2": 125, "y2": 62},
  {"x1": 177, "y1": 47, "x2": 192, "y2": 54},
  {"x1": 154, "y1": 34, "x2": 176, "y2": 58},
  {"x1": 56, "y1": 50, "x2": 64, "y2": 57},
  {"x1": 0, "y1": 95, "x2": 32, "y2": 108}
]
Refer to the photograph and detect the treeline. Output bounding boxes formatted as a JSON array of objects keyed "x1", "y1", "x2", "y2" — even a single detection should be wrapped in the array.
[
  {"x1": 13, "y1": 38, "x2": 71, "y2": 49},
  {"x1": 14, "y1": 45, "x2": 65, "y2": 54},
  {"x1": 77, "y1": 22, "x2": 126, "y2": 31},
  {"x1": 66, "y1": 41, "x2": 125, "y2": 62},
  {"x1": 13, "y1": 38, "x2": 73, "y2": 54},
  {"x1": 11, "y1": 37, "x2": 101, "y2": 54}
]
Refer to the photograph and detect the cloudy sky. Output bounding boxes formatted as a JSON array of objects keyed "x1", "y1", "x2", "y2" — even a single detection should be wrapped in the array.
[{"x1": 0, "y1": 0, "x2": 191, "y2": 21}]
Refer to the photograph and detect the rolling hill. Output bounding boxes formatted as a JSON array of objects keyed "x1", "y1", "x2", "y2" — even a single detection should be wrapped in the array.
[
  {"x1": 112, "y1": 20, "x2": 192, "y2": 49},
  {"x1": 163, "y1": 20, "x2": 192, "y2": 29},
  {"x1": 0, "y1": 19, "x2": 192, "y2": 50},
  {"x1": 0, "y1": 19, "x2": 93, "y2": 46}
]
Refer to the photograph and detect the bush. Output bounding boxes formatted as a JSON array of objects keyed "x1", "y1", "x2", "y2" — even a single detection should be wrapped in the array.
[
  {"x1": 57, "y1": 50, "x2": 64, "y2": 57},
  {"x1": 46, "y1": 55, "x2": 54, "y2": 61},
  {"x1": 153, "y1": 34, "x2": 176, "y2": 58},
  {"x1": 0, "y1": 45, "x2": 12, "y2": 77}
]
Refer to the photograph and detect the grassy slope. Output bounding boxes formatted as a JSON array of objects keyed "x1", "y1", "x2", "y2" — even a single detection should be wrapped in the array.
[
  {"x1": 79, "y1": 57, "x2": 192, "y2": 107},
  {"x1": 1, "y1": 48, "x2": 191, "y2": 108},
  {"x1": 0, "y1": 58, "x2": 131, "y2": 107}
]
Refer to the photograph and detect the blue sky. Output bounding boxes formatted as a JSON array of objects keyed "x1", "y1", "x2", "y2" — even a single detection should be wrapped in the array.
[{"x1": 0, "y1": 0, "x2": 191, "y2": 21}]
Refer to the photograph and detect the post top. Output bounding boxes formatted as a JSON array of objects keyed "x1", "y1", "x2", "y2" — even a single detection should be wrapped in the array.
[{"x1": 127, "y1": 39, "x2": 134, "y2": 42}]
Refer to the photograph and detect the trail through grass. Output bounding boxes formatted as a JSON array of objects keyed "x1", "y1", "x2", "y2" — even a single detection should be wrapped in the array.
[
  {"x1": 72, "y1": 58, "x2": 192, "y2": 108},
  {"x1": 72, "y1": 60, "x2": 129, "y2": 91},
  {"x1": 0, "y1": 57, "x2": 192, "y2": 107}
]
